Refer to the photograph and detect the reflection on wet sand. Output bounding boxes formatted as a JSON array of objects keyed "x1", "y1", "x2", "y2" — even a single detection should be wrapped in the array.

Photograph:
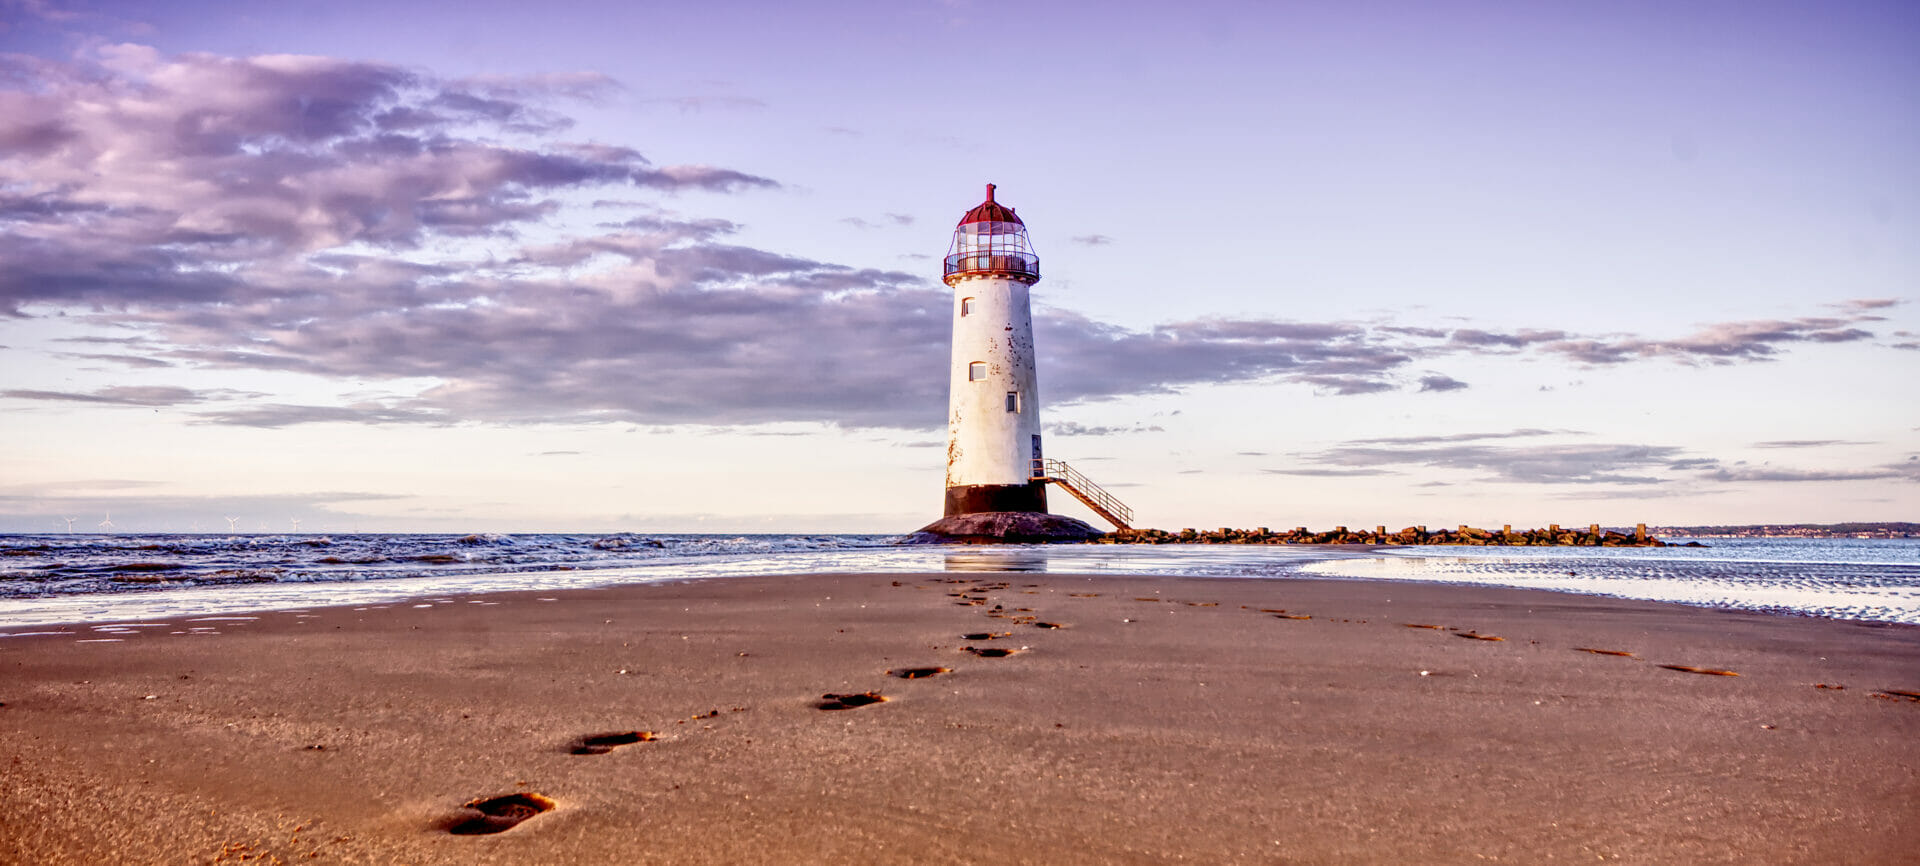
[{"x1": 945, "y1": 550, "x2": 1050, "y2": 572}]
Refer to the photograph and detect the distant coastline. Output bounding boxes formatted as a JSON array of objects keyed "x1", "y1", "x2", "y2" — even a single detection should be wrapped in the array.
[
  {"x1": 1649, "y1": 522, "x2": 1918, "y2": 539},
  {"x1": 1098, "y1": 524, "x2": 1677, "y2": 547}
]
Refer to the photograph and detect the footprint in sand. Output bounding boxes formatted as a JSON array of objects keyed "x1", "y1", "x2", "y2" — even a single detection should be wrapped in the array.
[
  {"x1": 963, "y1": 646, "x2": 1018, "y2": 658},
  {"x1": 1030, "y1": 621, "x2": 1064, "y2": 629},
  {"x1": 568, "y1": 731, "x2": 657, "y2": 755},
  {"x1": 1658, "y1": 664, "x2": 1739, "y2": 677},
  {"x1": 1451, "y1": 631, "x2": 1504, "y2": 642},
  {"x1": 817, "y1": 691, "x2": 888, "y2": 710},
  {"x1": 889, "y1": 667, "x2": 950, "y2": 679},
  {"x1": 961, "y1": 632, "x2": 1011, "y2": 640},
  {"x1": 446, "y1": 793, "x2": 556, "y2": 835}
]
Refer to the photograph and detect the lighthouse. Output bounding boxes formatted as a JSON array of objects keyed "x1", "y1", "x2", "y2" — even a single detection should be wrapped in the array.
[
  {"x1": 942, "y1": 183, "x2": 1047, "y2": 516},
  {"x1": 908, "y1": 185, "x2": 1105, "y2": 543}
]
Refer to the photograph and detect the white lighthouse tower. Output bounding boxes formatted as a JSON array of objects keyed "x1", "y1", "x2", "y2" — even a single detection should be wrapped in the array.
[
  {"x1": 909, "y1": 185, "x2": 1125, "y2": 542},
  {"x1": 941, "y1": 184, "x2": 1048, "y2": 517}
]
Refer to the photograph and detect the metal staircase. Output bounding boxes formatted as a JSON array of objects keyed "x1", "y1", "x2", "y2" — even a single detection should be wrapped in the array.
[{"x1": 1031, "y1": 458, "x2": 1133, "y2": 531}]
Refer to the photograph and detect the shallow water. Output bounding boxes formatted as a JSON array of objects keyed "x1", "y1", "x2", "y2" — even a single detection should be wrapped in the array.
[
  {"x1": 1301, "y1": 539, "x2": 1920, "y2": 625},
  {"x1": 0, "y1": 534, "x2": 1913, "y2": 627}
]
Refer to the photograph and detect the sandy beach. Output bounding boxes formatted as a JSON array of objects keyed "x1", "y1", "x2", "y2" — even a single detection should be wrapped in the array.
[{"x1": 2, "y1": 572, "x2": 1916, "y2": 864}]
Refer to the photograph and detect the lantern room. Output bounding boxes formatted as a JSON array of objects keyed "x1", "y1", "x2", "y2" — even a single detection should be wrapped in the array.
[{"x1": 943, "y1": 183, "x2": 1040, "y2": 286}]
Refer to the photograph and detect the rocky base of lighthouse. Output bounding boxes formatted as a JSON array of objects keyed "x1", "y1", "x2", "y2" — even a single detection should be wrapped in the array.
[{"x1": 901, "y1": 511, "x2": 1103, "y2": 544}]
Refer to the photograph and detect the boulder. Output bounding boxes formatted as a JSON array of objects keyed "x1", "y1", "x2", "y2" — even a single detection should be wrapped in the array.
[{"x1": 901, "y1": 512, "x2": 1103, "y2": 544}]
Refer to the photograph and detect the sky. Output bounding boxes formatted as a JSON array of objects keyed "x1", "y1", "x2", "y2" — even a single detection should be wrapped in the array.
[{"x1": 0, "y1": 0, "x2": 1914, "y2": 534}]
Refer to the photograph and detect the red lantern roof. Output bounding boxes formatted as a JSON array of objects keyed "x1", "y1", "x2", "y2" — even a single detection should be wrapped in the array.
[{"x1": 957, "y1": 183, "x2": 1023, "y2": 226}]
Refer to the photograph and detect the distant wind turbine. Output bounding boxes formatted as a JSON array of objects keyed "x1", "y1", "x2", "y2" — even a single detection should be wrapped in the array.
[
  {"x1": 63, "y1": 516, "x2": 77, "y2": 533},
  {"x1": 290, "y1": 517, "x2": 302, "y2": 533},
  {"x1": 225, "y1": 516, "x2": 241, "y2": 531},
  {"x1": 98, "y1": 511, "x2": 115, "y2": 532}
]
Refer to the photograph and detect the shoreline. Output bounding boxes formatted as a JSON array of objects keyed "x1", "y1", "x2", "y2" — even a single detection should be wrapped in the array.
[
  {"x1": 6, "y1": 536, "x2": 1916, "y2": 629},
  {"x1": 3, "y1": 572, "x2": 1917, "y2": 863}
]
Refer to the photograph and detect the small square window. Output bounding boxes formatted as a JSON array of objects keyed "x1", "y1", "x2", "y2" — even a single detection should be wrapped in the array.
[
  {"x1": 961, "y1": 297, "x2": 975, "y2": 316},
  {"x1": 1006, "y1": 391, "x2": 1020, "y2": 413},
  {"x1": 968, "y1": 362, "x2": 986, "y2": 381}
]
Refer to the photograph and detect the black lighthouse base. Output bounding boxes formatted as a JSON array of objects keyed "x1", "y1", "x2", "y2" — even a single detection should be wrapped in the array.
[
  {"x1": 902, "y1": 511, "x2": 1103, "y2": 544},
  {"x1": 943, "y1": 482, "x2": 1048, "y2": 517}
]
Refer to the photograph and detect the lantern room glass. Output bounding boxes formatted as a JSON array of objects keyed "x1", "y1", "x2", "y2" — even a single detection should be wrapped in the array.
[{"x1": 944, "y1": 219, "x2": 1040, "y2": 281}]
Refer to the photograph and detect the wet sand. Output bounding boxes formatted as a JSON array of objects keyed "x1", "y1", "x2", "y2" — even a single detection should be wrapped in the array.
[{"x1": 2, "y1": 573, "x2": 1916, "y2": 864}]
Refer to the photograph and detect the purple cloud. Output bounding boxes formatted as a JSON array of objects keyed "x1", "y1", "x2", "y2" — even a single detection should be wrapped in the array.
[{"x1": 1, "y1": 47, "x2": 1904, "y2": 433}]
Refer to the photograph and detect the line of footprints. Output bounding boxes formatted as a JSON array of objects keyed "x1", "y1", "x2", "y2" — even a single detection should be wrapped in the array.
[
  {"x1": 444, "y1": 579, "x2": 1918, "y2": 836},
  {"x1": 440, "y1": 577, "x2": 1058, "y2": 835}
]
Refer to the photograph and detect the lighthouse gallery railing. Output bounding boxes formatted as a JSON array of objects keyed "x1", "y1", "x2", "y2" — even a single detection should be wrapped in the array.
[
  {"x1": 1031, "y1": 458, "x2": 1133, "y2": 530},
  {"x1": 944, "y1": 251, "x2": 1040, "y2": 281}
]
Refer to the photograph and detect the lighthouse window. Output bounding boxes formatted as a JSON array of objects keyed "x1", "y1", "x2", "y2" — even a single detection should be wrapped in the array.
[
  {"x1": 1006, "y1": 391, "x2": 1020, "y2": 413},
  {"x1": 968, "y1": 362, "x2": 987, "y2": 381},
  {"x1": 961, "y1": 297, "x2": 975, "y2": 316}
]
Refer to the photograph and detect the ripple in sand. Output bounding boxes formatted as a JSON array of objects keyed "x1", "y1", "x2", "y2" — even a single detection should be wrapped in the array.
[
  {"x1": 1402, "y1": 623, "x2": 1443, "y2": 630},
  {"x1": 1658, "y1": 664, "x2": 1739, "y2": 676},
  {"x1": 817, "y1": 691, "x2": 887, "y2": 710},
  {"x1": 1575, "y1": 647, "x2": 1636, "y2": 657},
  {"x1": 446, "y1": 792, "x2": 556, "y2": 835},
  {"x1": 1452, "y1": 631, "x2": 1504, "y2": 641},
  {"x1": 1272, "y1": 614, "x2": 1311, "y2": 620},
  {"x1": 568, "y1": 731, "x2": 656, "y2": 755}
]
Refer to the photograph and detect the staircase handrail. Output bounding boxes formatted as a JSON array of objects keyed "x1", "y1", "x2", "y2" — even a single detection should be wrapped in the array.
[{"x1": 1030, "y1": 458, "x2": 1134, "y2": 528}]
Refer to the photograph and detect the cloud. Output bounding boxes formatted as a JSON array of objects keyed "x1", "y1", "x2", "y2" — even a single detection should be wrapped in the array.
[
  {"x1": 1070, "y1": 234, "x2": 1113, "y2": 246},
  {"x1": 839, "y1": 213, "x2": 915, "y2": 230},
  {"x1": 54, "y1": 352, "x2": 175, "y2": 368},
  {"x1": 1831, "y1": 298, "x2": 1901, "y2": 313},
  {"x1": 1300, "y1": 439, "x2": 1686, "y2": 485},
  {"x1": 2, "y1": 385, "x2": 204, "y2": 406},
  {"x1": 1293, "y1": 430, "x2": 1915, "y2": 488},
  {"x1": 1048, "y1": 421, "x2": 1164, "y2": 436},
  {"x1": 1752, "y1": 440, "x2": 1874, "y2": 449},
  {"x1": 1537, "y1": 318, "x2": 1874, "y2": 365},
  {"x1": 1447, "y1": 328, "x2": 1567, "y2": 350},
  {"x1": 1037, "y1": 314, "x2": 1418, "y2": 404},
  {"x1": 1697, "y1": 466, "x2": 1910, "y2": 483},
  {"x1": 0, "y1": 46, "x2": 774, "y2": 314},
  {"x1": 2, "y1": 46, "x2": 1905, "y2": 436},
  {"x1": 188, "y1": 403, "x2": 456, "y2": 428}
]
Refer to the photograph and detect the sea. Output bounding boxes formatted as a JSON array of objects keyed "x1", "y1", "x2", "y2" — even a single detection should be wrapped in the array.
[{"x1": 0, "y1": 533, "x2": 1916, "y2": 628}]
